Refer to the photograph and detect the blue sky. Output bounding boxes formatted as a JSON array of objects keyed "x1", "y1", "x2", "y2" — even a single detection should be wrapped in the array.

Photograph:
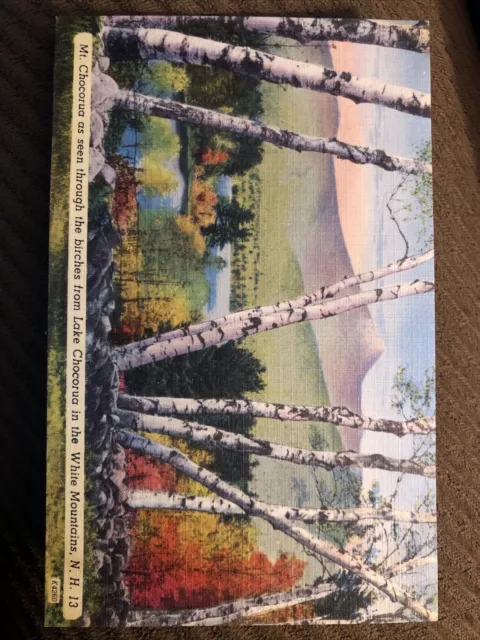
[
  {"x1": 359, "y1": 45, "x2": 434, "y2": 426},
  {"x1": 340, "y1": 43, "x2": 436, "y2": 516}
]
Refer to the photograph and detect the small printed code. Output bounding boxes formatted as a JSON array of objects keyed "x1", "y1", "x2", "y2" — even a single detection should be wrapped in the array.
[{"x1": 48, "y1": 577, "x2": 61, "y2": 604}]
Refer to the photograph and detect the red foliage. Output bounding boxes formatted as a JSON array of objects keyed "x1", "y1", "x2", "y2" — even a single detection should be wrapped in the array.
[
  {"x1": 197, "y1": 148, "x2": 229, "y2": 166},
  {"x1": 110, "y1": 320, "x2": 144, "y2": 345},
  {"x1": 126, "y1": 518, "x2": 307, "y2": 610},
  {"x1": 126, "y1": 451, "x2": 177, "y2": 493},
  {"x1": 111, "y1": 157, "x2": 138, "y2": 232}
]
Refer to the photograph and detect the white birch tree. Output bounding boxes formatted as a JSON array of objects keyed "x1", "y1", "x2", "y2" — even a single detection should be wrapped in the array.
[
  {"x1": 114, "y1": 249, "x2": 433, "y2": 355},
  {"x1": 115, "y1": 410, "x2": 434, "y2": 478},
  {"x1": 116, "y1": 429, "x2": 436, "y2": 622},
  {"x1": 117, "y1": 395, "x2": 435, "y2": 437},
  {"x1": 115, "y1": 91, "x2": 432, "y2": 174},
  {"x1": 114, "y1": 279, "x2": 434, "y2": 370},
  {"x1": 128, "y1": 583, "x2": 336, "y2": 627},
  {"x1": 102, "y1": 28, "x2": 431, "y2": 117},
  {"x1": 259, "y1": 609, "x2": 409, "y2": 625},
  {"x1": 127, "y1": 490, "x2": 436, "y2": 525},
  {"x1": 100, "y1": 20, "x2": 436, "y2": 624},
  {"x1": 105, "y1": 16, "x2": 430, "y2": 53}
]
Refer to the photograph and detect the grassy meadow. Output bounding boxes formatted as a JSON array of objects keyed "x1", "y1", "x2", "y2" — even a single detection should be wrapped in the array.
[{"x1": 227, "y1": 39, "x2": 346, "y2": 578}]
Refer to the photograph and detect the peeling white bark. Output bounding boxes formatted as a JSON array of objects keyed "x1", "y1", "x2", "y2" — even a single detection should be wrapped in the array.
[
  {"x1": 115, "y1": 91, "x2": 432, "y2": 174},
  {"x1": 115, "y1": 251, "x2": 432, "y2": 353},
  {"x1": 115, "y1": 251, "x2": 433, "y2": 352},
  {"x1": 383, "y1": 556, "x2": 437, "y2": 580},
  {"x1": 117, "y1": 429, "x2": 436, "y2": 622},
  {"x1": 128, "y1": 584, "x2": 336, "y2": 627},
  {"x1": 128, "y1": 490, "x2": 437, "y2": 525},
  {"x1": 116, "y1": 410, "x2": 435, "y2": 478},
  {"x1": 256, "y1": 609, "x2": 410, "y2": 625},
  {"x1": 104, "y1": 16, "x2": 430, "y2": 53},
  {"x1": 117, "y1": 394, "x2": 436, "y2": 437},
  {"x1": 115, "y1": 280, "x2": 434, "y2": 370},
  {"x1": 103, "y1": 28, "x2": 431, "y2": 117}
]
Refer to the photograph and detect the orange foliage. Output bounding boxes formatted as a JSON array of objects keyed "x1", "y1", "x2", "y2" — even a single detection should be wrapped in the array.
[
  {"x1": 126, "y1": 450, "x2": 176, "y2": 493},
  {"x1": 126, "y1": 509, "x2": 307, "y2": 610},
  {"x1": 122, "y1": 391, "x2": 307, "y2": 612},
  {"x1": 191, "y1": 167, "x2": 217, "y2": 228},
  {"x1": 198, "y1": 148, "x2": 229, "y2": 166}
]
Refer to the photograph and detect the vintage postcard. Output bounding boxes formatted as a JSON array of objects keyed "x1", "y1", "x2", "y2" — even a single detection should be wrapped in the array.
[{"x1": 46, "y1": 16, "x2": 436, "y2": 627}]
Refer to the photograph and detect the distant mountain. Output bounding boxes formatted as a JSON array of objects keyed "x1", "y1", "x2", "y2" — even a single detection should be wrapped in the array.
[
  {"x1": 286, "y1": 140, "x2": 384, "y2": 452},
  {"x1": 291, "y1": 164, "x2": 385, "y2": 451}
]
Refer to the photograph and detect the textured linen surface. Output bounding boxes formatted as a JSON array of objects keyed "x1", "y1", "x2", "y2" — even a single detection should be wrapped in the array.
[{"x1": 0, "y1": 0, "x2": 479, "y2": 637}]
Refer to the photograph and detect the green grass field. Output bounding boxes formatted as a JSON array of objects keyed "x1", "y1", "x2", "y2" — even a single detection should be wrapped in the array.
[
  {"x1": 241, "y1": 63, "x2": 342, "y2": 453},
  {"x1": 228, "y1": 41, "x2": 347, "y2": 579}
]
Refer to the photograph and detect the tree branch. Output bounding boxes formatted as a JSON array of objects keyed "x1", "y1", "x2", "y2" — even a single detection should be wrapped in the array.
[
  {"x1": 116, "y1": 410, "x2": 435, "y2": 478},
  {"x1": 255, "y1": 609, "x2": 410, "y2": 625},
  {"x1": 117, "y1": 395, "x2": 436, "y2": 437},
  {"x1": 103, "y1": 28, "x2": 431, "y2": 117},
  {"x1": 114, "y1": 279, "x2": 434, "y2": 370},
  {"x1": 128, "y1": 584, "x2": 336, "y2": 627},
  {"x1": 104, "y1": 17, "x2": 430, "y2": 53},
  {"x1": 128, "y1": 490, "x2": 437, "y2": 524},
  {"x1": 383, "y1": 556, "x2": 437, "y2": 580},
  {"x1": 115, "y1": 91, "x2": 432, "y2": 175},
  {"x1": 116, "y1": 429, "x2": 436, "y2": 621}
]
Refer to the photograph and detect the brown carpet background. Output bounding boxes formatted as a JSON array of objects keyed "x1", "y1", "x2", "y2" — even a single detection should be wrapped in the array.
[{"x1": 0, "y1": 0, "x2": 479, "y2": 637}]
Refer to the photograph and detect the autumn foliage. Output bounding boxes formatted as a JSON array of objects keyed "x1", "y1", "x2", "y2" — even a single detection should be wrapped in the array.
[
  {"x1": 126, "y1": 509, "x2": 307, "y2": 610},
  {"x1": 124, "y1": 435, "x2": 307, "y2": 613},
  {"x1": 197, "y1": 147, "x2": 229, "y2": 166},
  {"x1": 191, "y1": 167, "x2": 217, "y2": 227},
  {"x1": 126, "y1": 451, "x2": 176, "y2": 494},
  {"x1": 111, "y1": 156, "x2": 138, "y2": 232}
]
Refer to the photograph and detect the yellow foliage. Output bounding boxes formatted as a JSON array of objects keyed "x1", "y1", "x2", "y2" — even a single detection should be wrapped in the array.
[
  {"x1": 175, "y1": 215, "x2": 207, "y2": 255},
  {"x1": 114, "y1": 226, "x2": 197, "y2": 339},
  {"x1": 175, "y1": 511, "x2": 255, "y2": 564},
  {"x1": 140, "y1": 151, "x2": 178, "y2": 196},
  {"x1": 143, "y1": 431, "x2": 219, "y2": 499},
  {"x1": 150, "y1": 61, "x2": 190, "y2": 94},
  {"x1": 140, "y1": 294, "x2": 191, "y2": 333},
  {"x1": 142, "y1": 117, "x2": 180, "y2": 157},
  {"x1": 146, "y1": 431, "x2": 215, "y2": 469}
]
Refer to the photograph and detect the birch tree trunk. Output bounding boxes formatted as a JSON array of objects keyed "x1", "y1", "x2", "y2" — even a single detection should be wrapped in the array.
[
  {"x1": 116, "y1": 410, "x2": 435, "y2": 478},
  {"x1": 383, "y1": 556, "x2": 437, "y2": 580},
  {"x1": 117, "y1": 395, "x2": 436, "y2": 437},
  {"x1": 117, "y1": 429, "x2": 436, "y2": 621},
  {"x1": 105, "y1": 16, "x2": 430, "y2": 53},
  {"x1": 103, "y1": 28, "x2": 431, "y2": 117},
  {"x1": 260, "y1": 610, "x2": 408, "y2": 625},
  {"x1": 128, "y1": 490, "x2": 437, "y2": 524},
  {"x1": 114, "y1": 250, "x2": 433, "y2": 352},
  {"x1": 115, "y1": 280, "x2": 434, "y2": 370},
  {"x1": 115, "y1": 91, "x2": 431, "y2": 175},
  {"x1": 128, "y1": 584, "x2": 336, "y2": 627}
]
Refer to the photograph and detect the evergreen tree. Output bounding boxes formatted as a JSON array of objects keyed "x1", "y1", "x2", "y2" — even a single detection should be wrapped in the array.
[
  {"x1": 125, "y1": 340, "x2": 266, "y2": 489},
  {"x1": 202, "y1": 197, "x2": 255, "y2": 249}
]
